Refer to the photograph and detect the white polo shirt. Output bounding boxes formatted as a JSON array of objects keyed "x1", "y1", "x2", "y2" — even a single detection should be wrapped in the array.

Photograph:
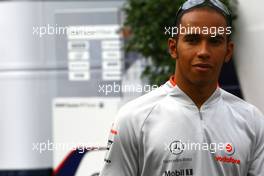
[{"x1": 100, "y1": 77, "x2": 264, "y2": 176}]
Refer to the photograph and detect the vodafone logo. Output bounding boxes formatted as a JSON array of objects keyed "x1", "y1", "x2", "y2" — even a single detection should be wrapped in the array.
[
  {"x1": 215, "y1": 143, "x2": 240, "y2": 165},
  {"x1": 225, "y1": 143, "x2": 235, "y2": 156}
]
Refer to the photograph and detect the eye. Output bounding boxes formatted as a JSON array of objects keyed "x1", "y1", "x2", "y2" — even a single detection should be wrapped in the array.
[
  {"x1": 208, "y1": 35, "x2": 224, "y2": 45},
  {"x1": 183, "y1": 34, "x2": 201, "y2": 44}
]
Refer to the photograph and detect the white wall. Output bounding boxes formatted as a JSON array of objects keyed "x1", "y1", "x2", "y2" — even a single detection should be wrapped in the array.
[
  {"x1": 0, "y1": 2, "x2": 54, "y2": 169},
  {"x1": 234, "y1": 0, "x2": 264, "y2": 113}
]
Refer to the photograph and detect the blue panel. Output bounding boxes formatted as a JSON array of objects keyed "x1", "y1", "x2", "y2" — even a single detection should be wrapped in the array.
[{"x1": 0, "y1": 169, "x2": 52, "y2": 176}]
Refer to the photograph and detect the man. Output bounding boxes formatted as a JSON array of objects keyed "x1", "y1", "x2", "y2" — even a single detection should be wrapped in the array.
[{"x1": 100, "y1": 0, "x2": 264, "y2": 175}]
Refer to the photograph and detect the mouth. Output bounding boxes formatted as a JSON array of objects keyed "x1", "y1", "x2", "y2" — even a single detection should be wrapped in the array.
[{"x1": 192, "y1": 63, "x2": 213, "y2": 72}]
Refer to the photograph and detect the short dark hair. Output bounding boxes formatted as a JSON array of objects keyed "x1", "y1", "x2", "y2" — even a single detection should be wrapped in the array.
[{"x1": 174, "y1": 0, "x2": 233, "y2": 40}]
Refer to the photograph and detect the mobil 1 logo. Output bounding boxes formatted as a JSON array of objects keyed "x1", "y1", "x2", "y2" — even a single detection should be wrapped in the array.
[{"x1": 164, "y1": 168, "x2": 193, "y2": 176}]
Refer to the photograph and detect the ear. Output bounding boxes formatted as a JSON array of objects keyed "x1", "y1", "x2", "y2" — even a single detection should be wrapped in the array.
[
  {"x1": 224, "y1": 40, "x2": 234, "y2": 63},
  {"x1": 168, "y1": 38, "x2": 178, "y2": 59}
]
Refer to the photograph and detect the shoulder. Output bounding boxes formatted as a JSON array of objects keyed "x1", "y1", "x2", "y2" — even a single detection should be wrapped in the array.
[
  {"x1": 220, "y1": 88, "x2": 264, "y2": 126},
  {"x1": 221, "y1": 89, "x2": 261, "y2": 113},
  {"x1": 113, "y1": 82, "x2": 171, "y2": 132}
]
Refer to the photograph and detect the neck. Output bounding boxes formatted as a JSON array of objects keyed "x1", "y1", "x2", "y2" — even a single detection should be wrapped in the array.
[{"x1": 174, "y1": 73, "x2": 217, "y2": 109}]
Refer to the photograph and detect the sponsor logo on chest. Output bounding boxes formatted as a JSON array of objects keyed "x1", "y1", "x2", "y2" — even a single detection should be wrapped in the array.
[{"x1": 164, "y1": 169, "x2": 193, "y2": 176}]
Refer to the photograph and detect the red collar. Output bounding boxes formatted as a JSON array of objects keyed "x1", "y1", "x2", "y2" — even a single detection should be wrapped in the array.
[{"x1": 169, "y1": 75, "x2": 176, "y2": 87}]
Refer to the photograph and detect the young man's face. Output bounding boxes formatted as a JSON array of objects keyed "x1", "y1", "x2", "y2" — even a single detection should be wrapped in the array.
[{"x1": 169, "y1": 8, "x2": 234, "y2": 86}]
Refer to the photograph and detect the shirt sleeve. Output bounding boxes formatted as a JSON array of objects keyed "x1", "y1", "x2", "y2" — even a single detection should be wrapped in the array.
[
  {"x1": 247, "y1": 107, "x2": 264, "y2": 176},
  {"x1": 99, "y1": 107, "x2": 139, "y2": 176}
]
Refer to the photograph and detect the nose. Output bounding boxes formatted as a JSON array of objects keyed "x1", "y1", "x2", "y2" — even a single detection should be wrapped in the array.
[{"x1": 197, "y1": 41, "x2": 211, "y2": 60}]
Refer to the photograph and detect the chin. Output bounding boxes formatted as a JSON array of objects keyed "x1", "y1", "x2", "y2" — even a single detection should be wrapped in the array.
[{"x1": 191, "y1": 78, "x2": 216, "y2": 86}]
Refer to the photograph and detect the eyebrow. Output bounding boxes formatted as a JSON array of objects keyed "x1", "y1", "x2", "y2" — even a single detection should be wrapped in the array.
[
  {"x1": 183, "y1": 34, "x2": 201, "y2": 39},
  {"x1": 182, "y1": 33, "x2": 226, "y2": 40},
  {"x1": 208, "y1": 34, "x2": 225, "y2": 41}
]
